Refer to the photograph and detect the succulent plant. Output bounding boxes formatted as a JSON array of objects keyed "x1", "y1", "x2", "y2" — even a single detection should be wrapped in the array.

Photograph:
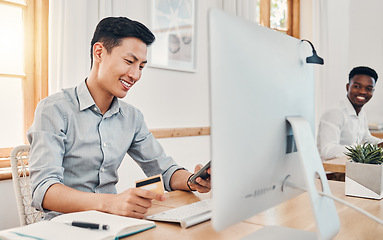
[{"x1": 344, "y1": 142, "x2": 383, "y2": 165}]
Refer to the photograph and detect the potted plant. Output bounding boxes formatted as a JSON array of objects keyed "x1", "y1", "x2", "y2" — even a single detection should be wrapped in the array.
[{"x1": 344, "y1": 142, "x2": 383, "y2": 199}]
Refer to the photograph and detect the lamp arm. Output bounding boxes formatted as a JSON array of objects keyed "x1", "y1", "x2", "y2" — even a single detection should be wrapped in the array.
[{"x1": 301, "y1": 39, "x2": 316, "y2": 51}]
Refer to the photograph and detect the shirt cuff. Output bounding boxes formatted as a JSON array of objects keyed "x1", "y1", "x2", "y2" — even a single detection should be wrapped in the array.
[
  {"x1": 32, "y1": 178, "x2": 62, "y2": 211},
  {"x1": 162, "y1": 165, "x2": 186, "y2": 192}
]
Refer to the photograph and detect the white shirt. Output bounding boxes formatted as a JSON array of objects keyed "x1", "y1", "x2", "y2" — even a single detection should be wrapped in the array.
[{"x1": 317, "y1": 97, "x2": 382, "y2": 160}]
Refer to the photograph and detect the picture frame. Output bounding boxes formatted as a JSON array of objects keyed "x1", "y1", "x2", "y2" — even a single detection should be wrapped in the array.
[{"x1": 149, "y1": 0, "x2": 196, "y2": 72}]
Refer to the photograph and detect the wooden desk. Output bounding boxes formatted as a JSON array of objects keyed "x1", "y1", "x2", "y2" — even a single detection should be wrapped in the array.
[
  {"x1": 126, "y1": 181, "x2": 383, "y2": 240},
  {"x1": 127, "y1": 191, "x2": 261, "y2": 239},
  {"x1": 247, "y1": 180, "x2": 383, "y2": 240},
  {"x1": 321, "y1": 131, "x2": 383, "y2": 173},
  {"x1": 371, "y1": 130, "x2": 383, "y2": 139},
  {"x1": 323, "y1": 157, "x2": 347, "y2": 173},
  {"x1": 320, "y1": 130, "x2": 383, "y2": 174}
]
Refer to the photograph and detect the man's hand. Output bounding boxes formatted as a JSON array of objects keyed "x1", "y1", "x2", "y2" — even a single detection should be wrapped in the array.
[
  {"x1": 42, "y1": 183, "x2": 165, "y2": 219},
  {"x1": 102, "y1": 188, "x2": 165, "y2": 219},
  {"x1": 188, "y1": 164, "x2": 211, "y2": 193}
]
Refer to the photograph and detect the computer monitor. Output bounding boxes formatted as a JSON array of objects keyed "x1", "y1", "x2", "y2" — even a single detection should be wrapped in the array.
[{"x1": 208, "y1": 9, "x2": 340, "y2": 239}]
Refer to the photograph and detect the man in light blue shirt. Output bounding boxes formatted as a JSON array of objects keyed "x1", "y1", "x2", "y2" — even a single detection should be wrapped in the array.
[{"x1": 27, "y1": 17, "x2": 211, "y2": 219}]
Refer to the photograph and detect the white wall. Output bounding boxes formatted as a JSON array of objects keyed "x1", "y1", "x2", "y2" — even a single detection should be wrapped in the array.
[
  {"x1": 300, "y1": 0, "x2": 313, "y2": 40},
  {"x1": 0, "y1": 180, "x2": 19, "y2": 229},
  {"x1": 313, "y1": 0, "x2": 383, "y2": 124},
  {"x1": 348, "y1": 0, "x2": 383, "y2": 123},
  {"x1": 323, "y1": 0, "x2": 351, "y2": 112}
]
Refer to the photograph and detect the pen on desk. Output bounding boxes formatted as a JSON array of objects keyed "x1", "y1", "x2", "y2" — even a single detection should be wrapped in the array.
[{"x1": 65, "y1": 221, "x2": 109, "y2": 230}]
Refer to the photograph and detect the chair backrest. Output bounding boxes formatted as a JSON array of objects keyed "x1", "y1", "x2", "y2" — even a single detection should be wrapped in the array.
[{"x1": 10, "y1": 145, "x2": 43, "y2": 226}]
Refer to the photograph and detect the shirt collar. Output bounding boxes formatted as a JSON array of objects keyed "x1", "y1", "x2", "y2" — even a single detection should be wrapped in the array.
[
  {"x1": 107, "y1": 97, "x2": 121, "y2": 116},
  {"x1": 77, "y1": 79, "x2": 121, "y2": 115},
  {"x1": 343, "y1": 96, "x2": 364, "y2": 118},
  {"x1": 77, "y1": 80, "x2": 95, "y2": 111}
]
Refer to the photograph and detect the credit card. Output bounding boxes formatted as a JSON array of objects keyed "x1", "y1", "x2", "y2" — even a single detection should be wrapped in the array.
[{"x1": 135, "y1": 174, "x2": 165, "y2": 195}]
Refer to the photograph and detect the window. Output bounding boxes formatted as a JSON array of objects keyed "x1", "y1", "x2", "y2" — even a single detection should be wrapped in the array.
[
  {"x1": 258, "y1": 0, "x2": 300, "y2": 38},
  {"x1": 0, "y1": 0, "x2": 48, "y2": 179}
]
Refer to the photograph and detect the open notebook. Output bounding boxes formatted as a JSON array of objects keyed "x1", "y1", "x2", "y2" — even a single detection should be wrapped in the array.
[{"x1": 0, "y1": 210, "x2": 155, "y2": 240}]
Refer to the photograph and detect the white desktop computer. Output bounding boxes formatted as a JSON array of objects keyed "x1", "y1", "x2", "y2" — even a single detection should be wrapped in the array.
[{"x1": 208, "y1": 9, "x2": 340, "y2": 239}]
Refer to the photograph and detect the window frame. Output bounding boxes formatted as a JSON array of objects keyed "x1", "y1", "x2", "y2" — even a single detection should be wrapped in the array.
[
  {"x1": 0, "y1": 0, "x2": 48, "y2": 180},
  {"x1": 259, "y1": 0, "x2": 300, "y2": 38}
]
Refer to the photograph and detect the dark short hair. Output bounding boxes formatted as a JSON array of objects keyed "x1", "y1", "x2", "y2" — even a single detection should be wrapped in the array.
[
  {"x1": 90, "y1": 17, "x2": 155, "y2": 66},
  {"x1": 349, "y1": 66, "x2": 378, "y2": 83}
]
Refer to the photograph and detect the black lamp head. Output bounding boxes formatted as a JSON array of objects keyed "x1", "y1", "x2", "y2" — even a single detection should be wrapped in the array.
[{"x1": 301, "y1": 39, "x2": 324, "y2": 65}]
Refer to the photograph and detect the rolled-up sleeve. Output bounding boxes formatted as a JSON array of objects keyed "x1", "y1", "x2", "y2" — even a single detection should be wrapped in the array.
[
  {"x1": 27, "y1": 97, "x2": 67, "y2": 211},
  {"x1": 127, "y1": 111, "x2": 185, "y2": 192}
]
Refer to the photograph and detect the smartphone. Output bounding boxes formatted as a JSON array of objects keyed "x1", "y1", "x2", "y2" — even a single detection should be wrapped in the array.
[{"x1": 189, "y1": 161, "x2": 211, "y2": 184}]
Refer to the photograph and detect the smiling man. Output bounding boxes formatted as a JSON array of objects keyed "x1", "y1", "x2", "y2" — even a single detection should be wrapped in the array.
[
  {"x1": 27, "y1": 17, "x2": 211, "y2": 220},
  {"x1": 317, "y1": 66, "x2": 383, "y2": 161}
]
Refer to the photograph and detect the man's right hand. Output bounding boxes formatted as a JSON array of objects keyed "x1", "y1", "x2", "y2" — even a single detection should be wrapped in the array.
[
  {"x1": 101, "y1": 188, "x2": 165, "y2": 219},
  {"x1": 42, "y1": 183, "x2": 165, "y2": 219}
]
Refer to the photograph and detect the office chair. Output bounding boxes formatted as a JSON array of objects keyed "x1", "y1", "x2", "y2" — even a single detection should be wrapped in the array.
[{"x1": 10, "y1": 145, "x2": 43, "y2": 226}]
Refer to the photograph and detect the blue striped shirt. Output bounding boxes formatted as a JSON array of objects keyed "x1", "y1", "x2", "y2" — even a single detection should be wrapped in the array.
[{"x1": 27, "y1": 80, "x2": 184, "y2": 212}]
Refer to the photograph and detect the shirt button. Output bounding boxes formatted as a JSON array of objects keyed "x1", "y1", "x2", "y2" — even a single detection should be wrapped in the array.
[
  {"x1": 103, "y1": 143, "x2": 107, "y2": 147},
  {"x1": 94, "y1": 107, "x2": 98, "y2": 111},
  {"x1": 101, "y1": 168, "x2": 105, "y2": 172}
]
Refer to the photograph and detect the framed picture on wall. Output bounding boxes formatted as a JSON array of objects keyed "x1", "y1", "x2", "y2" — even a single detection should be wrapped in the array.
[{"x1": 149, "y1": 0, "x2": 196, "y2": 72}]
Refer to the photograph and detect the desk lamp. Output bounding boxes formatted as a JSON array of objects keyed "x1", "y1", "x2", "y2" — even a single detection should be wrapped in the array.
[{"x1": 301, "y1": 39, "x2": 324, "y2": 65}]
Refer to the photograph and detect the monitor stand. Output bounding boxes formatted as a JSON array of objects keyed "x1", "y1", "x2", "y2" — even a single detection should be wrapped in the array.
[{"x1": 243, "y1": 116, "x2": 340, "y2": 240}]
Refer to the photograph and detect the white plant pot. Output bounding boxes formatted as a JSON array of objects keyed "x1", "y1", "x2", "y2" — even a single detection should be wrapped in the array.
[{"x1": 345, "y1": 160, "x2": 383, "y2": 199}]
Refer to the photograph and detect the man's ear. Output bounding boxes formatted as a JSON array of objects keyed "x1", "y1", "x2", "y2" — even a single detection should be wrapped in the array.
[
  {"x1": 93, "y1": 42, "x2": 103, "y2": 63},
  {"x1": 346, "y1": 82, "x2": 350, "y2": 92}
]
